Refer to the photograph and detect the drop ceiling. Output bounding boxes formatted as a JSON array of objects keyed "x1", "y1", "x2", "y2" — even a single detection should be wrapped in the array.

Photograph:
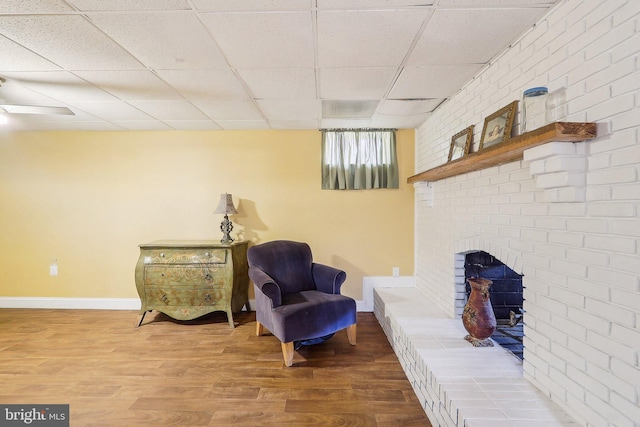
[{"x1": 0, "y1": 0, "x2": 559, "y2": 131}]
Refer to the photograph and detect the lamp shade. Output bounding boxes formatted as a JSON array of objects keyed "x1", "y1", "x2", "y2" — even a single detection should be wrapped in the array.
[{"x1": 214, "y1": 193, "x2": 238, "y2": 215}]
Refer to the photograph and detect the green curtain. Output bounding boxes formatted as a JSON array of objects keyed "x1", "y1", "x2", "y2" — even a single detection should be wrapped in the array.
[{"x1": 321, "y1": 129, "x2": 398, "y2": 190}]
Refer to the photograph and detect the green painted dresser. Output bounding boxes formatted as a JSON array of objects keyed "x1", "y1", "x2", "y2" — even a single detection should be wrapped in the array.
[{"x1": 135, "y1": 240, "x2": 250, "y2": 328}]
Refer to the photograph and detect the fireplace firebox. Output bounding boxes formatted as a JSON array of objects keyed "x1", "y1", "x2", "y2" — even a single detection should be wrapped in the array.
[{"x1": 464, "y1": 251, "x2": 524, "y2": 359}]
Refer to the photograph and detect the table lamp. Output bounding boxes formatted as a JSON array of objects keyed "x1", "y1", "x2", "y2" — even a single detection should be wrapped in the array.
[{"x1": 214, "y1": 193, "x2": 238, "y2": 243}]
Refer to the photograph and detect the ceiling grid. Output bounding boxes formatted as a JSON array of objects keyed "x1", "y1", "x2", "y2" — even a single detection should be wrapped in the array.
[{"x1": 0, "y1": 0, "x2": 559, "y2": 130}]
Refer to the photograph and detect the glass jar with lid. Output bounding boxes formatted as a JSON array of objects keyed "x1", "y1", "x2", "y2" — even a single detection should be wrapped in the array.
[{"x1": 522, "y1": 86, "x2": 548, "y2": 133}]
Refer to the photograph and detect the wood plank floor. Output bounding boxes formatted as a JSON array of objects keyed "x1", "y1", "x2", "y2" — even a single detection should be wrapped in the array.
[{"x1": 0, "y1": 309, "x2": 432, "y2": 427}]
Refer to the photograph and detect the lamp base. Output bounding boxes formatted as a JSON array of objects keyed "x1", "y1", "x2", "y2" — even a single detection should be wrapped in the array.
[{"x1": 219, "y1": 214, "x2": 234, "y2": 243}]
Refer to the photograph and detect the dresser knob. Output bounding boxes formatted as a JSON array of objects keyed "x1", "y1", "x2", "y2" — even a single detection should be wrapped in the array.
[
  {"x1": 160, "y1": 253, "x2": 165, "y2": 258},
  {"x1": 205, "y1": 252, "x2": 210, "y2": 257},
  {"x1": 204, "y1": 294, "x2": 212, "y2": 301},
  {"x1": 161, "y1": 294, "x2": 169, "y2": 303}
]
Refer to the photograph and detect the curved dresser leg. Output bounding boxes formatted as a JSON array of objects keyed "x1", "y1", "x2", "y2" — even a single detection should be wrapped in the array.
[{"x1": 135, "y1": 311, "x2": 148, "y2": 328}]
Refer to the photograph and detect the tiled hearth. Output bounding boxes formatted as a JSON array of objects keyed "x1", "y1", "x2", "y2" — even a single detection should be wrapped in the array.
[{"x1": 374, "y1": 286, "x2": 578, "y2": 427}]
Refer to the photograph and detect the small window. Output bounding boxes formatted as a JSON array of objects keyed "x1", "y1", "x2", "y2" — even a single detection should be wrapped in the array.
[{"x1": 321, "y1": 129, "x2": 398, "y2": 190}]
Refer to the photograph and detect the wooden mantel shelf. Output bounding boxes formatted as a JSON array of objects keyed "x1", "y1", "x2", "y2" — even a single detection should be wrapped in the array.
[{"x1": 407, "y1": 122, "x2": 597, "y2": 184}]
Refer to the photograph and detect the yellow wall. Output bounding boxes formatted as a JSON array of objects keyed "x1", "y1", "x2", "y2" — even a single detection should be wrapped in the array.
[{"x1": 0, "y1": 129, "x2": 414, "y2": 301}]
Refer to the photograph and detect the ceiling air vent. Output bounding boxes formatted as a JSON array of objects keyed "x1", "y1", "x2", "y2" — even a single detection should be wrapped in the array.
[{"x1": 322, "y1": 100, "x2": 378, "y2": 119}]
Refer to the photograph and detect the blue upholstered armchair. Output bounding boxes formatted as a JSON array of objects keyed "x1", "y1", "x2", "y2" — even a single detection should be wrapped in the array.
[{"x1": 247, "y1": 240, "x2": 357, "y2": 366}]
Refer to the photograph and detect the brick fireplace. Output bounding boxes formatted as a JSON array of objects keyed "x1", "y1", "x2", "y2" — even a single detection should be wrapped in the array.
[{"x1": 395, "y1": 1, "x2": 640, "y2": 426}]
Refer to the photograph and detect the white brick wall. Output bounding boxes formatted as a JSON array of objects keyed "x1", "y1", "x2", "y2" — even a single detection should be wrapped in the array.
[{"x1": 413, "y1": 1, "x2": 640, "y2": 426}]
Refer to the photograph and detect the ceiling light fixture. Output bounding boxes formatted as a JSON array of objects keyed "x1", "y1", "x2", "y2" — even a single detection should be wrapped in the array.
[
  {"x1": 0, "y1": 77, "x2": 75, "y2": 116},
  {"x1": 0, "y1": 104, "x2": 75, "y2": 115}
]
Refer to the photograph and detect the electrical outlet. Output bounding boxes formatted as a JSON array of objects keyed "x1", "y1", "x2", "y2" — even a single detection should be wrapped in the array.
[
  {"x1": 50, "y1": 259, "x2": 58, "y2": 276},
  {"x1": 392, "y1": 267, "x2": 400, "y2": 277}
]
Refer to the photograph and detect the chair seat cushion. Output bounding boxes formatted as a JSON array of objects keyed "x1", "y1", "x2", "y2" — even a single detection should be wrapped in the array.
[{"x1": 270, "y1": 290, "x2": 356, "y2": 343}]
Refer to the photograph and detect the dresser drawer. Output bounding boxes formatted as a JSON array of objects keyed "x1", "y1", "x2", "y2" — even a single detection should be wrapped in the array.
[
  {"x1": 143, "y1": 264, "x2": 227, "y2": 287},
  {"x1": 145, "y1": 285, "x2": 226, "y2": 308},
  {"x1": 143, "y1": 248, "x2": 227, "y2": 265}
]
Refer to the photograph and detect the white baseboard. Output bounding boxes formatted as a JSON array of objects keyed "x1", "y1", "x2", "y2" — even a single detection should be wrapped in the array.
[
  {"x1": 0, "y1": 297, "x2": 142, "y2": 310},
  {"x1": 1, "y1": 276, "x2": 416, "y2": 312},
  {"x1": 0, "y1": 297, "x2": 259, "y2": 311}
]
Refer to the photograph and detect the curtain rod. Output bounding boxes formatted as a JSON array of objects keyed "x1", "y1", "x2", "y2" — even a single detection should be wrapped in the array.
[{"x1": 319, "y1": 128, "x2": 397, "y2": 132}]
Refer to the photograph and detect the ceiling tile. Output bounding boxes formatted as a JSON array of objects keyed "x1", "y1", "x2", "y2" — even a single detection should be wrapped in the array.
[
  {"x1": 270, "y1": 119, "x2": 320, "y2": 129},
  {"x1": 73, "y1": 70, "x2": 182, "y2": 101},
  {"x1": 0, "y1": 15, "x2": 143, "y2": 70},
  {"x1": 256, "y1": 99, "x2": 320, "y2": 120},
  {"x1": 0, "y1": 71, "x2": 119, "y2": 102},
  {"x1": 68, "y1": 0, "x2": 191, "y2": 11},
  {"x1": 318, "y1": 0, "x2": 434, "y2": 9},
  {"x1": 0, "y1": 77, "x2": 65, "y2": 105},
  {"x1": 12, "y1": 118, "x2": 124, "y2": 131},
  {"x1": 200, "y1": 12, "x2": 314, "y2": 68},
  {"x1": 0, "y1": 36, "x2": 61, "y2": 72},
  {"x1": 238, "y1": 68, "x2": 317, "y2": 100},
  {"x1": 0, "y1": 0, "x2": 73, "y2": 13},
  {"x1": 112, "y1": 120, "x2": 172, "y2": 130},
  {"x1": 371, "y1": 113, "x2": 429, "y2": 128},
  {"x1": 407, "y1": 8, "x2": 547, "y2": 65},
  {"x1": 215, "y1": 120, "x2": 270, "y2": 130},
  {"x1": 435, "y1": 0, "x2": 556, "y2": 6},
  {"x1": 389, "y1": 65, "x2": 483, "y2": 98},
  {"x1": 87, "y1": 12, "x2": 228, "y2": 69},
  {"x1": 320, "y1": 67, "x2": 397, "y2": 100},
  {"x1": 192, "y1": 0, "x2": 312, "y2": 12},
  {"x1": 378, "y1": 98, "x2": 443, "y2": 115},
  {"x1": 316, "y1": 9, "x2": 431, "y2": 67},
  {"x1": 69, "y1": 101, "x2": 154, "y2": 121},
  {"x1": 127, "y1": 100, "x2": 210, "y2": 121},
  {"x1": 194, "y1": 100, "x2": 264, "y2": 121},
  {"x1": 162, "y1": 120, "x2": 222, "y2": 130},
  {"x1": 156, "y1": 69, "x2": 249, "y2": 101}
]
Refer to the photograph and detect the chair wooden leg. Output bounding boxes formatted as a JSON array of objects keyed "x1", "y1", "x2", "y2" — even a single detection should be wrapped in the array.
[
  {"x1": 281, "y1": 342, "x2": 295, "y2": 367},
  {"x1": 256, "y1": 321, "x2": 264, "y2": 336},
  {"x1": 346, "y1": 323, "x2": 357, "y2": 345}
]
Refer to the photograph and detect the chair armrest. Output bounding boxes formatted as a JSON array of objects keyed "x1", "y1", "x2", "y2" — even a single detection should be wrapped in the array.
[
  {"x1": 312, "y1": 263, "x2": 346, "y2": 294},
  {"x1": 248, "y1": 267, "x2": 282, "y2": 308}
]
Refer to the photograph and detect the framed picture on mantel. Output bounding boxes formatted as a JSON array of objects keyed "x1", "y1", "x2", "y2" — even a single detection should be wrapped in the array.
[
  {"x1": 448, "y1": 125, "x2": 474, "y2": 162},
  {"x1": 479, "y1": 100, "x2": 518, "y2": 150}
]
